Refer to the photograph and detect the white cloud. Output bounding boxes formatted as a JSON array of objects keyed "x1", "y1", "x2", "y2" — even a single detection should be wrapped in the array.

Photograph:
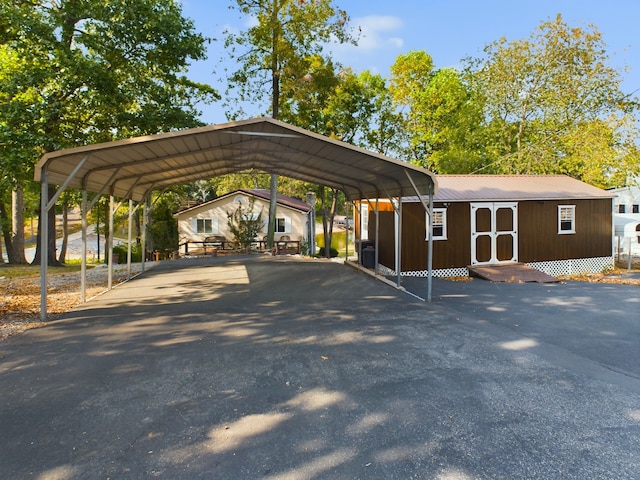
[
  {"x1": 329, "y1": 15, "x2": 405, "y2": 73},
  {"x1": 353, "y1": 15, "x2": 405, "y2": 51}
]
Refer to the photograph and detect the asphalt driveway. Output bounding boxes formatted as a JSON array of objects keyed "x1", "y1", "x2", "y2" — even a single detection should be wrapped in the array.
[{"x1": 1, "y1": 255, "x2": 639, "y2": 479}]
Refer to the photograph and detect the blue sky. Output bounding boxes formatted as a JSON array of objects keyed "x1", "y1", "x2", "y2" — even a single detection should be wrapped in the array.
[{"x1": 179, "y1": 0, "x2": 640, "y2": 125}]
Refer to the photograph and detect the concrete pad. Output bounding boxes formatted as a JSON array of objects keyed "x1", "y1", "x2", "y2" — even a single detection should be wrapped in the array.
[{"x1": 1, "y1": 255, "x2": 639, "y2": 479}]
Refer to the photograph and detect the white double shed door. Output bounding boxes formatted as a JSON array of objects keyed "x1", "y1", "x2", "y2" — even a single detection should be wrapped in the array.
[{"x1": 470, "y1": 202, "x2": 518, "y2": 266}]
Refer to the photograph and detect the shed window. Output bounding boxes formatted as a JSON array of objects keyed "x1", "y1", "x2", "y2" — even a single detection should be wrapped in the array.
[
  {"x1": 618, "y1": 204, "x2": 626, "y2": 213},
  {"x1": 558, "y1": 205, "x2": 575, "y2": 234},
  {"x1": 360, "y1": 204, "x2": 369, "y2": 240},
  {"x1": 196, "y1": 218, "x2": 218, "y2": 234},
  {"x1": 633, "y1": 204, "x2": 639, "y2": 214},
  {"x1": 425, "y1": 208, "x2": 447, "y2": 240}
]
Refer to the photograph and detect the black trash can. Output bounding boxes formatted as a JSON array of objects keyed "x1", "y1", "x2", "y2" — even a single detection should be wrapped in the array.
[
  {"x1": 362, "y1": 246, "x2": 375, "y2": 269},
  {"x1": 355, "y1": 240, "x2": 375, "y2": 265}
]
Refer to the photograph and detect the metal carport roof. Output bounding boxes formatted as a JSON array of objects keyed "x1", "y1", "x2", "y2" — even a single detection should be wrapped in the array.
[
  {"x1": 34, "y1": 117, "x2": 438, "y2": 320},
  {"x1": 34, "y1": 117, "x2": 437, "y2": 202}
]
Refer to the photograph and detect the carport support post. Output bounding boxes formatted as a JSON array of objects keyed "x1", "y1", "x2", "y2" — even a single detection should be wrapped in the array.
[
  {"x1": 107, "y1": 194, "x2": 114, "y2": 290},
  {"x1": 81, "y1": 189, "x2": 88, "y2": 303},
  {"x1": 404, "y1": 170, "x2": 434, "y2": 302},
  {"x1": 374, "y1": 198, "x2": 380, "y2": 276},
  {"x1": 141, "y1": 197, "x2": 148, "y2": 272},
  {"x1": 39, "y1": 166, "x2": 49, "y2": 321},
  {"x1": 427, "y1": 184, "x2": 434, "y2": 302},
  {"x1": 396, "y1": 198, "x2": 402, "y2": 288},
  {"x1": 344, "y1": 201, "x2": 349, "y2": 261},
  {"x1": 127, "y1": 199, "x2": 133, "y2": 279}
]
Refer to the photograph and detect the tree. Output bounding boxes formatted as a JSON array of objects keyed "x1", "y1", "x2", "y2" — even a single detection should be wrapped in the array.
[
  {"x1": 0, "y1": 0, "x2": 219, "y2": 265},
  {"x1": 150, "y1": 194, "x2": 180, "y2": 258},
  {"x1": 279, "y1": 62, "x2": 404, "y2": 256},
  {"x1": 223, "y1": 0, "x2": 354, "y2": 248},
  {"x1": 389, "y1": 50, "x2": 485, "y2": 173},
  {"x1": 227, "y1": 198, "x2": 263, "y2": 249},
  {"x1": 468, "y1": 14, "x2": 640, "y2": 186}
]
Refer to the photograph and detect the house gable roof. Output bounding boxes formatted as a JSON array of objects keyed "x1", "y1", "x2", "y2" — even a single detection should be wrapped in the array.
[
  {"x1": 175, "y1": 188, "x2": 311, "y2": 217},
  {"x1": 407, "y1": 175, "x2": 614, "y2": 202}
]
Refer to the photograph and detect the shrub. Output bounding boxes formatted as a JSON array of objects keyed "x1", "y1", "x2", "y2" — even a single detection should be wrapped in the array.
[
  {"x1": 112, "y1": 243, "x2": 142, "y2": 262},
  {"x1": 318, "y1": 246, "x2": 339, "y2": 258}
]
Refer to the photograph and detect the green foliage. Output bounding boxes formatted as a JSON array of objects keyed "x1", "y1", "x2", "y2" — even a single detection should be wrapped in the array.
[
  {"x1": 224, "y1": 0, "x2": 355, "y2": 119},
  {"x1": 389, "y1": 51, "x2": 485, "y2": 172},
  {"x1": 150, "y1": 193, "x2": 181, "y2": 255},
  {"x1": 223, "y1": 0, "x2": 356, "y2": 246},
  {"x1": 315, "y1": 228, "x2": 352, "y2": 258},
  {"x1": 1, "y1": 0, "x2": 220, "y2": 263},
  {"x1": 467, "y1": 14, "x2": 640, "y2": 185},
  {"x1": 226, "y1": 198, "x2": 264, "y2": 249},
  {"x1": 112, "y1": 243, "x2": 143, "y2": 263}
]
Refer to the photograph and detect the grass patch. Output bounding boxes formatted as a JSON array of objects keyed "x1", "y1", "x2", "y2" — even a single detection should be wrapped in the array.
[
  {"x1": 0, "y1": 263, "x2": 92, "y2": 279},
  {"x1": 316, "y1": 229, "x2": 355, "y2": 258}
]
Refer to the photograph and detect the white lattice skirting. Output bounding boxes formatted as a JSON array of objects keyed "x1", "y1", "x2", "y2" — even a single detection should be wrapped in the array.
[
  {"x1": 380, "y1": 256, "x2": 614, "y2": 279},
  {"x1": 379, "y1": 264, "x2": 469, "y2": 278},
  {"x1": 525, "y1": 257, "x2": 614, "y2": 276}
]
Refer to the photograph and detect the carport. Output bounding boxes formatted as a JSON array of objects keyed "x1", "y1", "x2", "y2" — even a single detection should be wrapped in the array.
[{"x1": 34, "y1": 117, "x2": 438, "y2": 320}]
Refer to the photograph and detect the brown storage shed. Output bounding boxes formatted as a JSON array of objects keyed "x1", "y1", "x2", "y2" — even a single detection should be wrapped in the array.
[{"x1": 368, "y1": 175, "x2": 615, "y2": 278}]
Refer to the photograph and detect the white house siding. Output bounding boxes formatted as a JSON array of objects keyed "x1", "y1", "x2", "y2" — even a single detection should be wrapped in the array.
[
  {"x1": 611, "y1": 186, "x2": 640, "y2": 257},
  {"x1": 176, "y1": 192, "x2": 309, "y2": 246}
]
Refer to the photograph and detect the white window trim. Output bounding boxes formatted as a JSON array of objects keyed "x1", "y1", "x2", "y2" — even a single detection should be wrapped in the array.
[
  {"x1": 425, "y1": 208, "x2": 447, "y2": 241},
  {"x1": 275, "y1": 216, "x2": 291, "y2": 233},
  {"x1": 360, "y1": 203, "x2": 369, "y2": 240},
  {"x1": 195, "y1": 217, "x2": 219, "y2": 234},
  {"x1": 233, "y1": 195, "x2": 248, "y2": 205},
  {"x1": 558, "y1": 205, "x2": 576, "y2": 234}
]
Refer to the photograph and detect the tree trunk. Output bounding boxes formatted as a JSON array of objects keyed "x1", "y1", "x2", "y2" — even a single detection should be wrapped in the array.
[
  {"x1": 135, "y1": 208, "x2": 141, "y2": 244},
  {"x1": 319, "y1": 187, "x2": 330, "y2": 258},
  {"x1": 319, "y1": 188, "x2": 340, "y2": 258},
  {"x1": 328, "y1": 187, "x2": 338, "y2": 244},
  {"x1": 58, "y1": 201, "x2": 69, "y2": 264},
  {"x1": 0, "y1": 201, "x2": 14, "y2": 263},
  {"x1": 266, "y1": 29, "x2": 280, "y2": 250},
  {"x1": 31, "y1": 186, "x2": 61, "y2": 267},
  {"x1": 10, "y1": 188, "x2": 27, "y2": 264}
]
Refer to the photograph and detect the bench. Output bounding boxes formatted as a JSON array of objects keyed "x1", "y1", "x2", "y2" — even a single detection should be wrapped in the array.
[
  {"x1": 203, "y1": 235, "x2": 228, "y2": 254},
  {"x1": 275, "y1": 235, "x2": 300, "y2": 255}
]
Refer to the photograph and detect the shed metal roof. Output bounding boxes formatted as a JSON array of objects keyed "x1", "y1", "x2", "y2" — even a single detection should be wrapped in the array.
[
  {"x1": 404, "y1": 175, "x2": 614, "y2": 203},
  {"x1": 34, "y1": 117, "x2": 437, "y2": 202}
]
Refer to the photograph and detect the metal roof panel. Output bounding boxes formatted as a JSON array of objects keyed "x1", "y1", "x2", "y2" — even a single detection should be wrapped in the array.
[{"x1": 35, "y1": 117, "x2": 437, "y2": 202}]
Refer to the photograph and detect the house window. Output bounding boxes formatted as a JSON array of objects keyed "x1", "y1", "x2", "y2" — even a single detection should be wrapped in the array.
[
  {"x1": 618, "y1": 204, "x2": 626, "y2": 213},
  {"x1": 275, "y1": 216, "x2": 291, "y2": 233},
  {"x1": 425, "y1": 208, "x2": 447, "y2": 240},
  {"x1": 633, "y1": 204, "x2": 639, "y2": 214},
  {"x1": 558, "y1": 205, "x2": 575, "y2": 234},
  {"x1": 196, "y1": 218, "x2": 217, "y2": 234},
  {"x1": 234, "y1": 195, "x2": 248, "y2": 205}
]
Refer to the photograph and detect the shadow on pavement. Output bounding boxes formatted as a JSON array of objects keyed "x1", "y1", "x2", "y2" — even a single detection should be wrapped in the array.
[{"x1": 1, "y1": 256, "x2": 639, "y2": 479}]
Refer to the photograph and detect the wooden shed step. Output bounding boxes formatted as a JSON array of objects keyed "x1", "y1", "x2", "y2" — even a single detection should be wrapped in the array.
[{"x1": 468, "y1": 263, "x2": 560, "y2": 283}]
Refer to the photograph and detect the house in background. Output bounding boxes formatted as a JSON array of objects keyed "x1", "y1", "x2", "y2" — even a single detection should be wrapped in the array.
[
  {"x1": 609, "y1": 183, "x2": 640, "y2": 258},
  {"x1": 363, "y1": 175, "x2": 615, "y2": 278},
  {"x1": 175, "y1": 189, "x2": 312, "y2": 255}
]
